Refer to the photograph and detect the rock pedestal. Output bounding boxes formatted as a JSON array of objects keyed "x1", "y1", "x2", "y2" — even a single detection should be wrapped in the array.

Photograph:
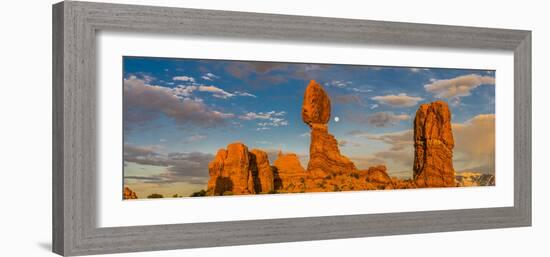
[{"x1": 302, "y1": 80, "x2": 356, "y2": 177}]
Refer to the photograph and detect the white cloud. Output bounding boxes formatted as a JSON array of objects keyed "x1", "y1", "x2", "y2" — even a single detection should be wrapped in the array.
[
  {"x1": 172, "y1": 76, "x2": 196, "y2": 82},
  {"x1": 185, "y1": 134, "x2": 207, "y2": 143},
  {"x1": 371, "y1": 93, "x2": 423, "y2": 107},
  {"x1": 258, "y1": 118, "x2": 288, "y2": 128},
  {"x1": 354, "y1": 130, "x2": 415, "y2": 173},
  {"x1": 338, "y1": 140, "x2": 361, "y2": 147},
  {"x1": 424, "y1": 74, "x2": 495, "y2": 99},
  {"x1": 124, "y1": 76, "x2": 234, "y2": 128},
  {"x1": 173, "y1": 84, "x2": 255, "y2": 99},
  {"x1": 198, "y1": 85, "x2": 235, "y2": 99},
  {"x1": 326, "y1": 80, "x2": 352, "y2": 88},
  {"x1": 172, "y1": 85, "x2": 197, "y2": 97},
  {"x1": 367, "y1": 112, "x2": 410, "y2": 127},
  {"x1": 409, "y1": 68, "x2": 429, "y2": 73},
  {"x1": 201, "y1": 72, "x2": 219, "y2": 81},
  {"x1": 349, "y1": 87, "x2": 372, "y2": 93},
  {"x1": 239, "y1": 111, "x2": 288, "y2": 130},
  {"x1": 239, "y1": 111, "x2": 285, "y2": 120},
  {"x1": 452, "y1": 114, "x2": 495, "y2": 173},
  {"x1": 234, "y1": 91, "x2": 257, "y2": 98},
  {"x1": 370, "y1": 104, "x2": 379, "y2": 109},
  {"x1": 255, "y1": 140, "x2": 272, "y2": 145}
]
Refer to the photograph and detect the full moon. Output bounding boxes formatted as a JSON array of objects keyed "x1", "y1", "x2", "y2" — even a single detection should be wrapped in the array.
[{"x1": 334, "y1": 116, "x2": 340, "y2": 122}]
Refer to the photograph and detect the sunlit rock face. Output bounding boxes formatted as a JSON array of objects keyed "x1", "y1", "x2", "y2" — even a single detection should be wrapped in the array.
[
  {"x1": 250, "y1": 149, "x2": 275, "y2": 193},
  {"x1": 207, "y1": 143, "x2": 278, "y2": 196},
  {"x1": 207, "y1": 142, "x2": 256, "y2": 196},
  {"x1": 202, "y1": 83, "x2": 463, "y2": 197},
  {"x1": 302, "y1": 80, "x2": 356, "y2": 178},
  {"x1": 123, "y1": 187, "x2": 138, "y2": 199},
  {"x1": 413, "y1": 100, "x2": 456, "y2": 187},
  {"x1": 272, "y1": 151, "x2": 307, "y2": 192}
]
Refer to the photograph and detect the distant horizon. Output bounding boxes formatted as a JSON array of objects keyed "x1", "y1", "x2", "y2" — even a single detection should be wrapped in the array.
[{"x1": 123, "y1": 56, "x2": 495, "y2": 198}]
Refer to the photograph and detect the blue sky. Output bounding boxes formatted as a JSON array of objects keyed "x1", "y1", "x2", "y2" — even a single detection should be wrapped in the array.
[{"x1": 123, "y1": 56, "x2": 496, "y2": 197}]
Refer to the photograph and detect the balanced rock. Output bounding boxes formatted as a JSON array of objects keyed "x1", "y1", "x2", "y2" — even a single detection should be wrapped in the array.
[
  {"x1": 249, "y1": 149, "x2": 275, "y2": 193},
  {"x1": 302, "y1": 80, "x2": 356, "y2": 177},
  {"x1": 413, "y1": 100, "x2": 455, "y2": 187},
  {"x1": 123, "y1": 187, "x2": 138, "y2": 199},
  {"x1": 302, "y1": 80, "x2": 331, "y2": 126},
  {"x1": 207, "y1": 142, "x2": 256, "y2": 195}
]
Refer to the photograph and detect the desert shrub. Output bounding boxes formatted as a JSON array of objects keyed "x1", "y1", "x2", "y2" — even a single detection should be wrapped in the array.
[
  {"x1": 147, "y1": 193, "x2": 164, "y2": 199},
  {"x1": 222, "y1": 191, "x2": 234, "y2": 196},
  {"x1": 316, "y1": 181, "x2": 326, "y2": 189},
  {"x1": 189, "y1": 190, "x2": 207, "y2": 197}
]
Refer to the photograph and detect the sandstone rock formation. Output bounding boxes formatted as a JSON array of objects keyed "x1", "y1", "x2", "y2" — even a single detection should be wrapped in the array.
[
  {"x1": 302, "y1": 80, "x2": 356, "y2": 177},
  {"x1": 199, "y1": 83, "x2": 466, "y2": 197},
  {"x1": 272, "y1": 151, "x2": 307, "y2": 192},
  {"x1": 302, "y1": 80, "x2": 331, "y2": 125},
  {"x1": 364, "y1": 165, "x2": 392, "y2": 184},
  {"x1": 206, "y1": 143, "x2": 279, "y2": 195},
  {"x1": 123, "y1": 187, "x2": 138, "y2": 200},
  {"x1": 413, "y1": 100, "x2": 456, "y2": 187},
  {"x1": 207, "y1": 142, "x2": 256, "y2": 195},
  {"x1": 250, "y1": 149, "x2": 275, "y2": 193}
]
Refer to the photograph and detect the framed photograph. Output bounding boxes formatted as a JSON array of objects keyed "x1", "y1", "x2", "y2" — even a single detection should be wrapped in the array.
[{"x1": 52, "y1": 1, "x2": 531, "y2": 256}]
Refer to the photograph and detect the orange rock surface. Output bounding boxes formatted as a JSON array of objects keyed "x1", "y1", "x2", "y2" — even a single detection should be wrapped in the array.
[
  {"x1": 302, "y1": 80, "x2": 331, "y2": 126},
  {"x1": 302, "y1": 80, "x2": 356, "y2": 177},
  {"x1": 250, "y1": 149, "x2": 275, "y2": 193},
  {"x1": 199, "y1": 82, "x2": 463, "y2": 197},
  {"x1": 413, "y1": 100, "x2": 456, "y2": 187},
  {"x1": 207, "y1": 142, "x2": 256, "y2": 195},
  {"x1": 364, "y1": 165, "x2": 392, "y2": 184},
  {"x1": 273, "y1": 151, "x2": 306, "y2": 192},
  {"x1": 123, "y1": 187, "x2": 138, "y2": 199}
]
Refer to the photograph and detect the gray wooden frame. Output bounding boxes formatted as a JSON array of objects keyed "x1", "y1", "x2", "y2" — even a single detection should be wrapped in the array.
[{"x1": 52, "y1": 1, "x2": 531, "y2": 256}]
